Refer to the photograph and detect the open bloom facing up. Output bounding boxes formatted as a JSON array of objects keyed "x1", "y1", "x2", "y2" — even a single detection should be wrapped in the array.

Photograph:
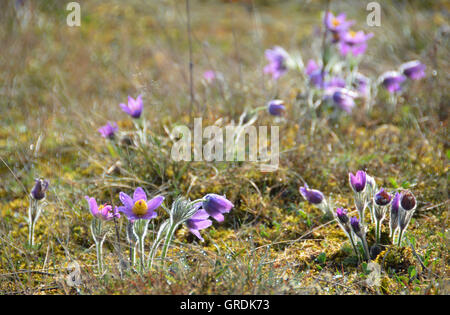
[
  {"x1": 374, "y1": 188, "x2": 392, "y2": 206},
  {"x1": 186, "y1": 206, "x2": 212, "y2": 241},
  {"x1": 325, "y1": 12, "x2": 354, "y2": 35},
  {"x1": 31, "y1": 179, "x2": 49, "y2": 200},
  {"x1": 119, "y1": 187, "x2": 164, "y2": 221},
  {"x1": 267, "y1": 99, "x2": 286, "y2": 116},
  {"x1": 264, "y1": 46, "x2": 289, "y2": 80},
  {"x1": 202, "y1": 194, "x2": 234, "y2": 222},
  {"x1": 300, "y1": 184, "x2": 324, "y2": 205},
  {"x1": 339, "y1": 30, "x2": 373, "y2": 56},
  {"x1": 349, "y1": 170, "x2": 367, "y2": 193},
  {"x1": 120, "y1": 95, "x2": 143, "y2": 118},
  {"x1": 98, "y1": 122, "x2": 118, "y2": 139},
  {"x1": 85, "y1": 196, "x2": 120, "y2": 221},
  {"x1": 400, "y1": 60, "x2": 426, "y2": 80},
  {"x1": 380, "y1": 71, "x2": 406, "y2": 93}
]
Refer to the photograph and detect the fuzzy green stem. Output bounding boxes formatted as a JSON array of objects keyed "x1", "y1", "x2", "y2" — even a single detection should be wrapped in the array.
[
  {"x1": 160, "y1": 222, "x2": 178, "y2": 265},
  {"x1": 397, "y1": 229, "x2": 404, "y2": 247},
  {"x1": 138, "y1": 237, "x2": 145, "y2": 272},
  {"x1": 376, "y1": 220, "x2": 381, "y2": 244},
  {"x1": 96, "y1": 240, "x2": 103, "y2": 274},
  {"x1": 348, "y1": 232, "x2": 360, "y2": 263}
]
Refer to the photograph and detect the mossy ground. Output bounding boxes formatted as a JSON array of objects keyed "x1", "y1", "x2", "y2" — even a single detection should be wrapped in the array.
[{"x1": 0, "y1": 0, "x2": 448, "y2": 294}]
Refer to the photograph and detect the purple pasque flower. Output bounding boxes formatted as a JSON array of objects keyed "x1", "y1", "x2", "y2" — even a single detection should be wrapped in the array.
[
  {"x1": 325, "y1": 12, "x2": 354, "y2": 36},
  {"x1": 374, "y1": 188, "x2": 392, "y2": 206},
  {"x1": 299, "y1": 184, "x2": 324, "y2": 205},
  {"x1": 305, "y1": 59, "x2": 325, "y2": 88},
  {"x1": 31, "y1": 179, "x2": 49, "y2": 200},
  {"x1": 400, "y1": 60, "x2": 426, "y2": 80},
  {"x1": 186, "y1": 205, "x2": 212, "y2": 242},
  {"x1": 399, "y1": 190, "x2": 416, "y2": 211},
  {"x1": 118, "y1": 187, "x2": 164, "y2": 221},
  {"x1": 380, "y1": 71, "x2": 406, "y2": 93},
  {"x1": 120, "y1": 95, "x2": 143, "y2": 119},
  {"x1": 339, "y1": 30, "x2": 373, "y2": 56},
  {"x1": 389, "y1": 192, "x2": 401, "y2": 236},
  {"x1": 336, "y1": 207, "x2": 349, "y2": 225},
  {"x1": 349, "y1": 170, "x2": 367, "y2": 193},
  {"x1": 267, "y1": 99, "x2": 286, "y2": 116},
  {"x1": 264, "y1": 46, "x2": 289, "y2": 80},
  {"x1": 325, "y1": 87, "x2": 358, "y2": 113},
  {"x1": 350, "y1": 216, "x2": 361, "y2": 234},
  {"x1": 85, "y1": 196, "x2": 120, "y2": 221},
  {"x1": 203, "y1": 70, "x2": 216, "y2": 83},
  {"x1": 98, "y1": 122, "x2": 118, "y2": 139},
  {"x1": 202, "y1": 194, "x2": 234, "y2": 223},
  {"x1": 325, "y1": 76, "x2": 346, "y2": 89}
]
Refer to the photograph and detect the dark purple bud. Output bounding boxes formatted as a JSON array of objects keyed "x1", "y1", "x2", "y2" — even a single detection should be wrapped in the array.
[
  {"x1": 31, "y1": 179, "x2": 49, "y2": 200},
  {"x1": 202, "y1": 194, "x2": 234, "y2": 222},
  {"x1": 400, "y1": 60, "x2": 426, "y2": 80},
  {"x1": 400, "y1": 190, "x2": 416, "y2": 211},
  {"x1": 374, "y1": 188, "x2": 392, "y2": 206},
  {"x1": 350, "y1": 216, "x2": 361, "y2": 234},
  {"x1": 267, "y1": 100, "x2": 286, "y2": 116},
  {"x1": 391, "y1": 192, "x2": 401, "y2": 215},
  {"x1": 336, "y1": 208, "x2": 349, "y2": 224},
  {"x1": 299, "y1": 184, "x2": 324, "y2": 205}
]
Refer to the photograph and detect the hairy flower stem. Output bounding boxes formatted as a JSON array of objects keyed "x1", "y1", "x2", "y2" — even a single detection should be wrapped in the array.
[
  {"x1": 28, "y1": 199, "x2": 41, "y2": 247},
  {"x1": 138, "y1": 237, "x2": 145, "y2": 272},
  {"x1": 160, "y1": 222, "x2": 179, "y2": 265},
  {"x1": 361, "y1": 235, "x2": 370, "y2": 261},
  {"x1": 348, "y1": 232, "x2": 360, "y2": 263},
  {"x1": 397, "y1": 229, "x2": 404, "y2": 247},
  {"x1": 95, "y1": 240, "x2": 104, "y2": 274},
  {"x1": 376, "y1": 220, "x2": 381, "y2": 244}
]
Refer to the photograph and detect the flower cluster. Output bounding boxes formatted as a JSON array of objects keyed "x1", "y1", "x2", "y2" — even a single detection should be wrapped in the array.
[{"x1": 379, "y1": 60, "x2": 426, "y2": 94}]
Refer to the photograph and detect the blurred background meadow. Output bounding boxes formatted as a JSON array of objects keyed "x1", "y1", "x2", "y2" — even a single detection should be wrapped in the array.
[{"x1": 0, "y1": 0, "x2": 448, "y2": 294}]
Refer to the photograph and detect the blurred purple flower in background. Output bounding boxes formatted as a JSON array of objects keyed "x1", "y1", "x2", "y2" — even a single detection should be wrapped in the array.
[
  {"x1": 400, "y1": 60, "x2": 426, "y2": 80},
  {"x1": 339, "y1": 30, "x2": 373, "y2": 56},
  {"x1": 98, "y1": 122, "x2": 118, "y2": 139},
  {"x1": 119, "y1": 187, "x2": 164, "y2": 221},
  {"x1": 305, "y1": 59, "x2": 324, "y2": 88},
  {"x1": 380, "y1": 71, "x2": 406, "y2": 93},
  {"x1": 202, "y1": 194, "x2": 234, "y2": 222},
  {"x1": 299, "y1": 184, "x2": 324, "y2": 205},
  {"x1": 186, "y1": 206, "x2": 212, "y2": 241},
  {"x1": 353, "y1": 73, "x2": 369, "y2": 96},
  {"x1": 120, "y1": 95, "x2": 143, "y2": 118},
  {"x1": 324, "y1": 12, "x2": 354, "y2": 42},
  {"x1": 326, "y1": 87, "x2": 358, "y2": 113},
  {"x1": 264, "y1": 46, "x2": 289, "y2": 80},
  {"x1": 267, "y1": 99, "x2": 286, "y2": 116},
  {"x1": 203, "y1": 70, "x2": 216, "y2": 83}
]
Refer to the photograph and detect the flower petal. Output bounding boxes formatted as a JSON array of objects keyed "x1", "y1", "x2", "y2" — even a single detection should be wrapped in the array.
[{"x1": 133, "y1": 187, "x2": 147, "y2": 203}]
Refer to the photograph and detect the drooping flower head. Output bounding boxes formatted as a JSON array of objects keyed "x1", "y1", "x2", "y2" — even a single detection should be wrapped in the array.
[
  {"x1": 339, "y1": 30, "x2": 373, "y2": 56},
  {"x1": 202, "y1": 194, "x2": 234, "y2": 222},
  {"x1": 98, "y1": 122, "x2": 118, "y2": 139},
  {"x1": 374, "y1": 188, "x2": 392, "y2": 206},
  {"x1": 120, "y1": 95, "x2": 143, "y2": 119},
  {"x1": 349, "y1": 170, "x2": 367, "y2": 193},
  {"x1": 336, "y1": 208, "x2": 349, "y2": 225},
  {"x1": 328, "y1": 88, "x2": 358, "y2": 113},
  {"x1": 85, "y1": 196, "x2": 120, "y2": 221},
  {"x1": 186, "y1": 205, "x2": 212, "y2": 242},
  {"x1": 325, "y1": 12, "x2": 354, "y2": 34},
  {"x1": 31, "y1": 179, "x2": 49, "y2": 200},
  {"x1": 400, "y1": 60, "x2": 426, "y2": 80},
  {"x1": 299, "y1": 184, "x2": 325, "y2": 205},
  {"x1": 203, "y1": 70, "x2": 216, "y2": 83},
  {"x1": 119, "y1": 187, "x2": 164, "y2": 221},
  {"x1": 379, "y1": 71, "x2": 406, "y2": 93},
  {"x1": 264, "y1": 46, "x2": 289, "y2": 80},
  {"x1": 267, "y1": 99, "x2": 286, "y2": 116}
]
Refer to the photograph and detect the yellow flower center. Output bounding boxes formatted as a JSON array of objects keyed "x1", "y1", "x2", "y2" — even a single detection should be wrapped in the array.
[
  {"x1": 98, "y1": 205, "x2": 105, "y2": 211},
  {"x1": 349, "y1": 31, "x2": 357, "y2": 38},
  {"x1": 332, "y1": 18, "x2": 340, "y2": 27},
  {"x1": 132, "y1": 199, "x2": 148, "y2": 216}
]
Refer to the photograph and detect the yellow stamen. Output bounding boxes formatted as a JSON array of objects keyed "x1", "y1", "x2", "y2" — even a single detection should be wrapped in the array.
[
  {"x1": 349, "y1": 31, "x2": 357, "y2": 38},
  {"x1": 132, "y1": 199, "x2": 148, "y2": 216},
  {"x1": 332, "y1": 18, "x2": 340, "y2": 27}
]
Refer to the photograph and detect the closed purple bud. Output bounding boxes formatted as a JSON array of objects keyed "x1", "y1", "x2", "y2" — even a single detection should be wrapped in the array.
[
  {"x1": 400, "y1": 190, "x2": 416, "y2": 211},
  {"x1": 264, "y1": 46, "x2": 289, "y2": 80},
  {"x1": 202, "y1": 194, "x2": 234, "y2": 222},
  {"x1": 267, "y1": 100, "x2": 286, "y2": 116},
  {"x1": 380, "y1": 71, "x2": 406, "y2": 93},
  {"x1": 31, "y1": 179, "x2": 49, "y2": 200},
  {"x1": 336, "y1": 208, "x2": 349, "y2": 224},
  {"x1": 350, "y1": 216, "x2": 361, "y2": 234},
  {"x1": 299, "y1": 184, "x2": 324, "y2": 205},
  {"x1": 349, "y1": 170, "x2": 367, "y2": 193},
  {"x1": 391, "y1": 192, "x2": 401, "y2": 215}
]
